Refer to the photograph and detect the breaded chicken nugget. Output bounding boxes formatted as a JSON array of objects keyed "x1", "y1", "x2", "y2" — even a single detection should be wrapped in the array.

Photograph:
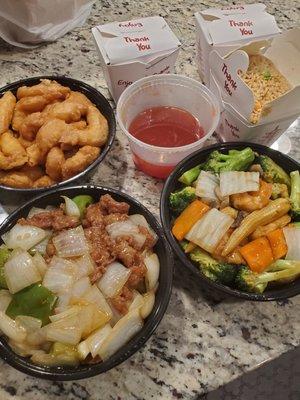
[{"x1": 0, "y1": 91, "x2": 16, "y2": 134}]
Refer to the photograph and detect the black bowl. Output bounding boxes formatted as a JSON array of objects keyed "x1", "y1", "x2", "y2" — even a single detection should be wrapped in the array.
[
  {"x1": 0, "y1": 76, "x2": 116, "y2": 200},
  {"x1": 161, "y1": 142, "x2": 300, "y2": 301},
  {"x1": 0, "y1": 185, "x2": 173, "y2": 380}
]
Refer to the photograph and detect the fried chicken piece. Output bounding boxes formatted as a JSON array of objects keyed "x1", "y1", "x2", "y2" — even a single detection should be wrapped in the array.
[
  {"x1": 32, "y1": 175, "x2": 56, "y2": 188},
  {"x1": 139, "y1": 225, "x2": 157, "y2": 249},
  {"x1": 60, "y1": 105, "x2": 108, "y2": 147},
  {"x1": 0, "y1": 170, "x2": 33, "y2": 188},
  {"x1": 61, "y1": 145, "x2": 100, "y2": 179},
  {"x1": 35, "y1": 119, "x2": 68, "y2": 154},
  {"x1": 84, "y1": 202, "x2": 105, "y2": 227},
  {"x1": 16, "y1": 79, "x2": 70, "y2": 100},
  {"x1": 45, "y1": 146, "x2": 65, "y2": 181},
  {"x1": 0, "y1": 91, "x2": 16, "y2": 134},
  {"x1": 100, "y1": 194, "x2": 130, "y2": 214},
  {"x1": 0, "y1": 131, "x2": 28, "y2": 170},
  {"x1": 19, "y1": 209, "x2": 79, "y2": 230}
]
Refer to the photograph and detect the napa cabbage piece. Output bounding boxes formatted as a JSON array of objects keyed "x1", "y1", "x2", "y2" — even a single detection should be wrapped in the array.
[
  {"x1": 15, "y1": 315, "x2": 42, "y2": 332},
  {"x1": 97, "y1": 262, "x2": 131, "y2": 298},
  {"x1": 78, "y1": 323, "x2": 112, "y2": 359},
  {"x1": 32, "y1": 252, "x2": 48, "y2": 278},
  {"x1": 61, "y1": 196, "x2": 80, "y2": 218},
  {"x1": 195, "y1": 171, "x2": 219, "y2": 200},
  {"x1": 52, "y1": 226, "x2": 89, "y2": 258},
  {"x1": 144, "y1": 253, "x2": 159, "y2": 291},
  {"x1": 4, "y1": 250, "x2": 41, "y2": 293},
  {"x1": 185, "y1": 208, "x2": 234, "y2": 253},
  {"x1": 219, "y1": 171, "x2": 259, "y2": 197},
  {"x1": 0, "y1": 311, "x2": 27, "y2": 342},
  {"x1": 106, "y1": 220, "x2": 146, "y2": 249},
  {"x1": 283, "y1": 226, "x2": 300, "y2": 260},
  {"x1": 82, "y1": 285, "x2": 112, "y2": 318},
  {"x1": 2, "y1": 224, "x2": 47, "y2": 251}
]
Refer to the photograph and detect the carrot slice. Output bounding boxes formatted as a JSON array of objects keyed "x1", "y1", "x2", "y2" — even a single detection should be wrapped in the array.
[
  {"x1": 172, "y1": 200, "x2": 209, "y2": 241},
  {"x1": 239, "y1": 237, "x2": 274, "y2": 273},
  {"x1": 266, "y1": 228, "x2": 288, "y2": 260}
]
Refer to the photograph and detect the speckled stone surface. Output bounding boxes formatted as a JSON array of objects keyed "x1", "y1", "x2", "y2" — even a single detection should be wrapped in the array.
[{"x1": 0, "y1": 1, "x2": 299, "y2": 399}]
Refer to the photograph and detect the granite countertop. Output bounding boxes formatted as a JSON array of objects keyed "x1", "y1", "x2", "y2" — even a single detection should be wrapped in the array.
[{"x1": 0, "y1": 0, "x2": 299, "y2": 399}]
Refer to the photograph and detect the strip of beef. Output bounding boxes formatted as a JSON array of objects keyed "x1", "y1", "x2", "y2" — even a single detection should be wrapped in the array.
[
  {"x1": 100, "y1": 194, "x2": 130, "y2": 215},
  {"x1": 113, "y1": 236, "x2": 147, "y2": 288},
  {"x1": 18, "y1": 209, "x2": 79, "y2": 231},
  {"x1": 85, "y1": 226, "x2": 116, "y2": 282},
  {"x1": 110, "y1": 286, "x2": 133, "y2": 315}
]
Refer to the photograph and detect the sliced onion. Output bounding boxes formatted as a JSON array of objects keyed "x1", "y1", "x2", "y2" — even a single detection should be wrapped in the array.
[
  {"x1": 9, "y1": 339, "x2": 39, "y2": 357},
  {"x1": 31, "y1": 350, "x2": 79, "y2": 366},
  {"x1": 97, "y1": 262, "x2": 131, "y2": 298},
  {"x1": 128, "y1": 290, "x2": 144, "y2": 312},
  {"x1": 106, "y1": 221, "x2": 146, "y2": 249},
  {"x1": 48, "y1": 256, "x2": 79, "y2": 276},
  {"x1": 26, "y1": 328, "x2": 47, "y2": 346},
  {"x1": 27, "y1": 207, "x2": 46, "y2": 218},
  {"x1": 45, "y1": 316, "x2": 82, "y2": 345},
  {"x1": 43, "y1": 268, "x2": 74, "y2": 294},
  {"x1": 30, "y1": 230, "x2": 52, "y2": 256},
  {"x1": 283, "y1": 227, "x2": 300, "y2": 260},
  {"x1": 4, "y1": 251, "x2": 41, "y2": 294},
  {"x1": 78, "y1": 323, "x2": 112, "y2": 359},
  {"x1": 2, "y1": 224, "x2": 47, "y2": 251},
  {"x1": 144, "y1": 253, "x2": 160, "y2": 291},
  {"x1": 74, "y1": 254, "x2": 95, "y2": 278},
  {"x1": 53, "y1": 226, "x2": 89, "y2": 258},
  {"x1": 98, "y1": 309, "x2": 143, "y2": 360},
  {"x1": 61, "y1": 196, "x2": 80, "y2": 218},
  {"x1": 140, "y1": 291, "x2": 155, "y2": 319},
  {"x1": 71, "y1": 277, "x2": 91, "y2": 300},
  {"x1": 78, "y1": 303, "x2": 110, "y2": 338},
  {"x1": 107, "y1": 301, "x2": 123, "y2": 326},
  {"x1": 50, "y1": 306, "x2": 81, "y2": 323},
  {"x1": 15, "y1": 315, "x2": 42, "y2": 332},
  {"x1": 0, "y1": 311, "x2": 27, "y2": 342},
  {"x1": 82, "y1": 285, "x2": 112, "y2": 317},
  {"x1": 128, "y1": 214, "x2": 158, "y2": 243},
  {"x1": 32, "y1": 252, "x2": 48, "y2": 278},
  {"x1": 0, "y1": 290, "x2": 11, "y2": 312}
]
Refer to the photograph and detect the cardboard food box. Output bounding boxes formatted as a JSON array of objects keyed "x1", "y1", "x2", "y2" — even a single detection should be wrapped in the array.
[
  {"x1": 195, "y1": 3, "x2": 280, "y2": 85},
  {"x1": 209, "y1": 28, "x2": 300, "y2": 146},
  {"x1": 92, "y1": 16, "x2": 181, "y2": 102}
]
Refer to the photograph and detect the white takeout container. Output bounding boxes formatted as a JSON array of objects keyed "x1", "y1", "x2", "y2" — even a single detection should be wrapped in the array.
[
  {"x1": 209, "y1": 28, "x2": 300, "y2": 146},
  {"x1": 195, "y1": 3, "x2": 280, "y2": 85},
  {"x1": 92, "y1": 16, "x2": 181, "y2": 102}
]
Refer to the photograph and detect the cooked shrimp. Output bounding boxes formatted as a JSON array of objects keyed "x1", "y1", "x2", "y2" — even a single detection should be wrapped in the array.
[
  {"x1": 26, "y1": 143, "x2": 46, "y2": 167},
  {"x1": 69, "y1": 120, "x2": 87, "y2": 129},
  {"x1": 33, "y1": 175, "x2": 56, "y2": 188},
  {"x1": 0, "y1": 91, "x2": 16, "y2": 134},
  {"x1": 18, "y1": 165, "x2": 44, "y2": 182},
  {"x1": 0, "y1": 131, "x2": 28, "y2": 170},
  {"x1": 35, "y1": 119, "x2": 68, "y2": 154},
  {"x1": 18, "y1": 136, "x2": 34, "y2": 149},
  {"x1": 17, "y1": 79, "x2": 70, "y2": 100},
  {"x1": 60, "y1": 106, "x2": 108, "y2": 147},
  {"x1": 12, "y1": 96, "x2": 48, "y2": 131},
  {"x1": 19, "y1": 112, "x2": 45, "y2": 141},
  {"x1": 0, "y1": 170, "x2": 33, "y2": 188},
  {"x1": 231, "y1": 179, "x2": 273, "y2": 212},
  {"x1": 45, "y1": 147, "x2": 65, "y2": 181},
  {"x1": 66, "y1": 91, "x2": 93, "y2": 107},
  {"x1": 62, "y1": 145, "x2": 100, "y2": 179}
]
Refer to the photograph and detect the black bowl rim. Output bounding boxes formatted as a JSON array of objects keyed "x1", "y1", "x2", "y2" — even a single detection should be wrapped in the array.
[
  {"x1": 0, "y1": 185, "x2": 174, "y2": 380},
  {"x1": 0, "y1": 76, "x2": 116, "y2": 194},
  {"x1": 160, "y1": 141, "x2": 300, "y2": 302}
]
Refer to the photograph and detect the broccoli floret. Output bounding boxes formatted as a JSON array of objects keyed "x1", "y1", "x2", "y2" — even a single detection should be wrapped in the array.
[
  {"x1": 178, "y1": 165, "x2": 202, "y2": 186},
  {"x1": 190, "y1": 248, "x2": 238, "y2": 285},
  {"x1": 169, "y1": 186, "x2": 196, "y2": 215},
  {"x1": 258, "y1": 155, "x2": 291, "y2": 188},
  {"x1": 271, "y1": 183, "x2": 289, "y2": 199},
  {"x1": 202, "y1": 147, "x2": 255, "y2": 173},
  {"x1": 235, "y1": 261, "x2": 300, "y2": 293},
  {"x1": 290, "y1": 170, "x2": 300, "y2": 220}
]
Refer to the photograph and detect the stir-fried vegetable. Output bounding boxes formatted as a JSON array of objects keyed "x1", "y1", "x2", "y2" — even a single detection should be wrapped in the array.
[
  {"x1": 258, "y1": 155, "x2": 291, "y2": 188},
  {"x1": 62, "y1": 196, "x2": 80, "y2": 218},
  {"x1": 239, "y1": 237, "x2": 274, "y2": 273},
  {"x1": 290, "y1": 170, "x2": 300, "y2": 220},
  {"x1": 97, "y1": 262, "x2": 130, "y2": 298},
  {"x1": 219, "y1": 171, "x2": 259, "y2": 197},
  {"x1": 0, "y1": 311, "x2": 27, "y2": 342},
  {"x1": 172, "y1": 200, "x2": 209, "y2": 241},
  {"x1": 0, "y1": 246, "x2": 10, "y2": 289},
  {"x1": 169, "y1": 186, "x2": 196, "y2": 215},
  {"x1": 283, "y1": 226, "x2": 300, "y2": 260},
  {"x1": 144, "y1": 253, "x2": 160, "y2": 291},
  {"x1": 201, "y1": 147, "x2": 255, "y2": 173},
  {"x1": 266, "y1": 229, "x2": 287, "y2": 260},
  {"x1": 222, "y1": 198, "x2": 290, "y2": 256},
  {"x1": 195, "y1": 171, "x2": 219, "y2": 200},
  {"x1": 2, "y1": 224, "x2": 47, "y2": 251},
  {"x1": 0, "y1": 290, "x2": 11, "y2": 311},
  {"x1": 52, "y1": 226, "x2": 89, "y2": 258},
  {"x1": 106, "y1": 221, "x2": 146, "y2": 249},
  {"x1": 186, "y1": 208, "x2": 234, "y2": 253},
  {"x1": 251, "y1": 214, "x2": 291, "y2": 239},
  {"x1": 6, "y1": 283, "x2": 57, "y2": 325},
  {"x1": 72, "y1": 195, "x2": 94, "y2": 217},
  {"x1": 178, "y1": 165, "x2": 202, "y2": 186}
]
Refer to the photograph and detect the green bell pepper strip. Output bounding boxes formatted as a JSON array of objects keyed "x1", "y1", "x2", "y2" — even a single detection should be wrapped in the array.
[
  {"x1": 6, "y1": 283, "x2": 57, "y2": 326},
  {"x1": 72, "y1": 195, "x2": 94, "y2": 217},
  {"x1": 0, "y1": 246, "x2": 10, "y2": 289}
]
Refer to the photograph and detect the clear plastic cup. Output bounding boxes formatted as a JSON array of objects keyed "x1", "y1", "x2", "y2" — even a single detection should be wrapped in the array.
[{"x1": 116, "y1": 74, "x2": 220, "y2": 179}]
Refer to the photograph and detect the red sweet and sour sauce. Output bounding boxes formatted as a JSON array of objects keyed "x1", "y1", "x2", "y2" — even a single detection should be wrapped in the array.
[{"x1": 129, "y1": 106, "x2": 204, "y2": 179}]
